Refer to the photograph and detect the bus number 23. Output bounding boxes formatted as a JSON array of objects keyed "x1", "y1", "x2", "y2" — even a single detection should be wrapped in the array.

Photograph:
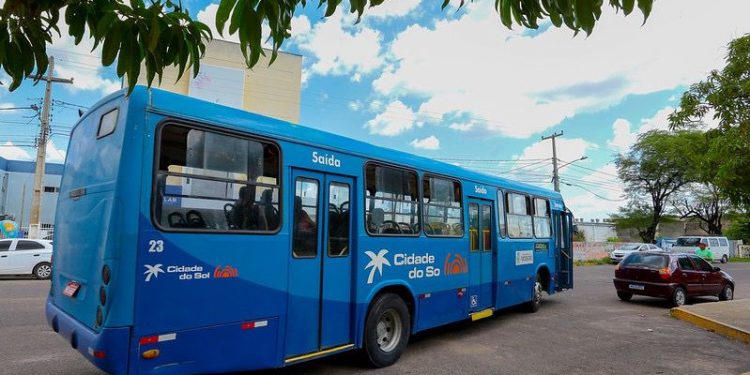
[{"x1": 148, "y1": 240, "x2": 165, "y2": 253}]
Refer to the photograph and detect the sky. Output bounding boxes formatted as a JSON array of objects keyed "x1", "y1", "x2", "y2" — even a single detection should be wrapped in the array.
[{"x1": 1, "y1": 0, "x2": 749, "y2": 220}]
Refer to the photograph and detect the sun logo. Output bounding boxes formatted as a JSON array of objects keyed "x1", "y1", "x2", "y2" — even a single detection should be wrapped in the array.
[
  {"x1": 364, "y1": 249, "x2": 391, "y2": 284},
  {"x1": 444, "y1": 253, "x2": 468, "y2": 275},
  {"x1": 214, "y1": 265, "x2": 239, "y2": 278}
]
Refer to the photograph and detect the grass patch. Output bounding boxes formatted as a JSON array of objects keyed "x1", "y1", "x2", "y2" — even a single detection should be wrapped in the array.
[
  {"x1": 729, "y1": 257, "x2": 750, "y2": 263},
  {"x1": 575, "y1": 256, "x2": 613, "y2": 266}
]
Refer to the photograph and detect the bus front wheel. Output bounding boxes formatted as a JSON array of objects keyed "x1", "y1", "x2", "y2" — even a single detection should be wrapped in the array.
[
  {"x1": 363, "y1": 293, "x2": 411, "y2": 368},
  {"x1": 526, "y1": 274, "x2": 543, "y2": 313}
]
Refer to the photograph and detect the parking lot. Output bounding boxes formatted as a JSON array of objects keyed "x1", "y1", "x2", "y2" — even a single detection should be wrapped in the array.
[{"x1": 1, "y1": 263, "x2": 749, "y2": 375}]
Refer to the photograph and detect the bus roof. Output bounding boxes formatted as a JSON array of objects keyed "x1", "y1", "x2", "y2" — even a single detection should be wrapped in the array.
[{"x1": 106, "y1": 86, "x2": 564, "y2": 203}]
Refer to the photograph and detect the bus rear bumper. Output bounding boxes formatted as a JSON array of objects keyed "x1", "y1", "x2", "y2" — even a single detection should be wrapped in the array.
[{"x1": 46, "y1": 298, "x2": 130, "y2": 375}]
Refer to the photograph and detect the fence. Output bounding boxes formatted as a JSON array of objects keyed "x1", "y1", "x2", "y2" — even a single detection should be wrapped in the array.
[
  {"x1": 20, "y1": 224, "x2": 54, "y2": 240},
  {"x1": 573, "y1": 242, "x2": 618, "y2": 261}
]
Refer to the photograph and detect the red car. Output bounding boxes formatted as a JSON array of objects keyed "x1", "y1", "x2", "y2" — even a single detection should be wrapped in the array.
[{"x1": 613, "y1": 251, "x2": 735, "y2": 307}]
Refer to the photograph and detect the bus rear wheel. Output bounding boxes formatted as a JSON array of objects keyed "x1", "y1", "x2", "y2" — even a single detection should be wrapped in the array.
[{"x1": 363, "y1": 293, "x2": 410, "y2": 368}]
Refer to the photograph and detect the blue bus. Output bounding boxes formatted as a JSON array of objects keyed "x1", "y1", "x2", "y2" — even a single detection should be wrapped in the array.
[{"x1": 46, "y1": 87, "x2": 574, "y2": 375}]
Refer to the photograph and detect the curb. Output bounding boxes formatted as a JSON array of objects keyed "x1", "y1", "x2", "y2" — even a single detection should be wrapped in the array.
[{"x1": 670, "y1": 307, "x2": 750, "y2": 345}]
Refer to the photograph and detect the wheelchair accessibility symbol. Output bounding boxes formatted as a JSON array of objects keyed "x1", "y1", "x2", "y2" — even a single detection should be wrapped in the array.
[{"x1": 470, "y1": 295, "x2": 478, "y2": 308}]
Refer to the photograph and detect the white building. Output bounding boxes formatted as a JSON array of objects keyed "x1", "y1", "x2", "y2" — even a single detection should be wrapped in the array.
[{"x1": 0, "y1": 156, "x2": 62, "y2": 228}]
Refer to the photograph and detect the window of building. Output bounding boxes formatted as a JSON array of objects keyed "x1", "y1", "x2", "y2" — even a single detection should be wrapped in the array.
[
  {"x1": 365, "y1": 163, "x2": 419, "y2": 236},
  {"x1": 422, "y1": 175, "x2": 463, "y2": 237},
  {"x1": 497, "y1": 191, "x2": 506, "y2": 238},
  {"x1": 292, "y1": 178, "x2": 319, "y2": 258},
  {"x1": 507, "y1": 193, "x2": 532, "y2": 238},
  {"x1": 533, "y1": 198, "x2": 551, "y2": 238},
  {"x1": 154, "y1": 123, "x2": 280, "y2": 232}
]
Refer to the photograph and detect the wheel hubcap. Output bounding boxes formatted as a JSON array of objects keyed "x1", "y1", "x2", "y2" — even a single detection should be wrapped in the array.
[
  {"x1": 376, "y1": 309, "x2": 402, "y2": 353},
  {"x1": 38, "y1": 265, "x2": 51, "y2": 278},
  {"x1": 676, "y1": 290, "x2": 685, "y2": 306},
  {"x1": 726, "y1": 288, "x2": 733, "y2": 300},
  {"x1": 534, "y1": 281, "x2": 542, "y2": 304}
]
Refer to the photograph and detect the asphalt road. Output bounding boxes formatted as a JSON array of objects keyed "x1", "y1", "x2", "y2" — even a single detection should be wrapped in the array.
[{"x1": 1, "y1": 264, "x2": 749, "y2": 375}]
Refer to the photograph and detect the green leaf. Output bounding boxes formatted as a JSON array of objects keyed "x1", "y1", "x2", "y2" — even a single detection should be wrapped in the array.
[
  {"x1": 622, "y1": 0, "x2": 635, "y2": 15},
  {"x1": 102, "y1": 25, "x2": 122, "y2": 66},
  {"x1": 637, "y1": 0, "x2": 653, "y2": 24},
  {"x1": 216, "y1": 0, "x2": 237, "y2": 36}
]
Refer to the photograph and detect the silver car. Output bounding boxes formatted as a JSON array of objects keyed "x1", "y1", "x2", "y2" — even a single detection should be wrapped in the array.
[{"x1": 610, "y1": 243, "x2": 661, "y2": 264}]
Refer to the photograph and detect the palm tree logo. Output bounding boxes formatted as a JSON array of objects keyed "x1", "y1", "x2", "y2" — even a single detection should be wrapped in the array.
[
  {"x1": 144, "y1": 264, "x2": 164, "y2": 282},
  {"x1": 364, "y1": 249, "x2": 391, "y2": 284}
]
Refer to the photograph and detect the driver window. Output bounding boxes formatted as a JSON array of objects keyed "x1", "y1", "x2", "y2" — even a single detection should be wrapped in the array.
[
  {"x1": 678, "y1": 257, "x2": 695, "y2": 271},
  {"x1": 690, "y1": 256, "x2": 714, "y2": 272}
]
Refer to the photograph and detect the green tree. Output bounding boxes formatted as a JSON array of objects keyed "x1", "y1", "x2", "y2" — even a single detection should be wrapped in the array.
[
  {"x1": 610, "y1": 204, "x2": 654, "y2": 243},
  {"x1": 671, "y1": 183, "x2": 732, "y2": 235},
  {"x1": 724, "y1": 215, "x2": 750, "y2": 242},
  {"x1": 670, "y1": 34, "x2": 750, "y2": 208},
  {"x1": 0, "y1": 0, "x2": 654, "y2": 92},
  {"x1": 615, "y1": 130, "x2": 700, "y2": 243}
]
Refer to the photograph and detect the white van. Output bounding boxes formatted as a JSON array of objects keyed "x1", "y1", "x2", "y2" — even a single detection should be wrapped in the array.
[{"x1": 671, "y1": 236, "x2": 731, "y2": 263}]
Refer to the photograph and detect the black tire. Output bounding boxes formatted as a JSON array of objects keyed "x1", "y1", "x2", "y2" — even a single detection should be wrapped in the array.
[
  {"x1": 720, "y1": 255, "x2": 728, "y2": 264},
  {"x1": 719, "y1": 284, "x2": 734, "y2": 301},
  {"x1": 617, "y1": 291, "x2": 633, "y2": 301},
  {"x1": 363, "y1": 293, "x2": 410, "y2": 368},
  {"x1": 671, "y1": 287, "x2": 687, "y2": 307},
  {"x1": 526, "y1": 274, "x2": 543, "y2": 313},
  {"x1": 33, "y1": 262, "x2": 52, "y2": 280}
]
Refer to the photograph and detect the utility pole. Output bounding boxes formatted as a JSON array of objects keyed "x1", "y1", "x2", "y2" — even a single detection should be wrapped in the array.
[
  {"x1": 28, "y1": 56, "x2": 73, "y2": 239},
  {"x1": 541, "y1": 131, "x2": 563, "y2": 192}
]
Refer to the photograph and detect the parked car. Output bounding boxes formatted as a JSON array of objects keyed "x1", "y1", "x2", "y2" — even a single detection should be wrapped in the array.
[
  {"x1": 671, "y1": 236, "x2": 731, "y2": 263},
  {"x1": 613, "y1": 251, "x2": 735, "y2": 307},
  {"x1": 610, "y1": 243, "x2": 661, "y2": 264},
  {"x1": 0, "y1": 239, "x2": 53, "y2": 279}
]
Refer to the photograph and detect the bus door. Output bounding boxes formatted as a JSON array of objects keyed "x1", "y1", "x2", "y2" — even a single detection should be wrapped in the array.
[
  {"x1": 467, "y1": 199, "x2": 496, "y2": 312},
  {"x1": 556, "y1": 210, "x2": 574, "y2": 290},
  {"x1": 286, "y1": 169, "x2": 354, "y2": 359}
]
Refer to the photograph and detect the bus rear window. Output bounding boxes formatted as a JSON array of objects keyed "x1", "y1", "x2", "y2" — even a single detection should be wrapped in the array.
[
  {"x1": 620, "y1": 253, "x2": 668, "y2": 269},
  {"x1": 154, "y1": 123, "x2": 281, "y2": 232}
]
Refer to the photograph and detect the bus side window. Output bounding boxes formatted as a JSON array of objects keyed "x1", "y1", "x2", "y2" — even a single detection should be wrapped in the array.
[
  {"x1": 365, "y1": 163, "x2": 419, "y2": 236},
  {"x1": 533, "y1": 198, "x2": 551, "y2": 238},
  {"x1": 506, "y1": 193, "x2": 532, "y2": 238},
  {"x1": 422, "y1": 175, "x2": 463, "y2": 237},
  {"x1": 497, "y1": 190, "x2": 506, "y2": 237},
  {"x1": 155, "y1": 124, "x2": 281, "y2": 233}
]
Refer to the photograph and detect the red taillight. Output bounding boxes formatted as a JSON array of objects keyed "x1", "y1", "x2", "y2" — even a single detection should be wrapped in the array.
[
  {"x1": 659, "y1": 267, "x2": 671, "y2": 280},
  {"x1": 93, "y1": 350, "x2": 106, "y2": 359},
  {"x1": 139, "y1": 336, "x2": 158, "y2": 346}
]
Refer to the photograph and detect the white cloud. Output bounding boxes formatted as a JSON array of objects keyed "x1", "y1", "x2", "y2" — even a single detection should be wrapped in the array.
[
  {"x1": 562, "y1": 164, "x2": 625, "y2": 219},
  {"x1": 45, "y1": 141, "x2": 66, "y2": 163},
  {"x1": 196, "y1": 4, "x2": 273, "y2": 48},
  {"x1": 449, "y1": 122, "x2": 474, "y2": 131},
  {"x1": 410, "y1": 135, "x2": 440, "y2": 150},
  {"x1": 365, "y1": 0, "x2": 421, "y2": 19},
  {"x1": 291, "y1": 11, "x2": 384, "y2": 81},
  {"x1": 348, "y1": 100, "x2": 362, "y2": 111},
  {"x1": 0, "y1": 141, "x2": 32, "y2": 161},
  {"x1": 517, "y1": 137, "x2": 598, "y2": 166},
  {"x1": 607, "y1": 118, "x2": 638, "y2": 153},
  {"x1": 46, "y1": 17, "x2": 120, "y2": 95},
  {"x1": 372, "y1": 0, "x2": 750, "y2": 138},
  {"x1": 364, "y1": 100, "x2": 419, "y2": 136}
]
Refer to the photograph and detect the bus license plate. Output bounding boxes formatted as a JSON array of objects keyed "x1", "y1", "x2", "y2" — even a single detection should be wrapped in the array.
[
  {"x1": 63, "y1": 281, "x2": 80, "y2": 297},
  {"x1": 629, "y1": 284, "x2": 645, "y2": 291}
]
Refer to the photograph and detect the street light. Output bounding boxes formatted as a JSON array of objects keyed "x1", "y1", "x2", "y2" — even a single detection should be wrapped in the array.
[{"x1": 558, "y1": 156, "x2": 588, "y2": 170}]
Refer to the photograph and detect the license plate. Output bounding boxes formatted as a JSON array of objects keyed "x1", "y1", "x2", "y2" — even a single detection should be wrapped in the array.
[
  {"x1": 629, "y1": 284, "x2": 645, "y2": 291},
  {"x1": 63, "y1": 281, "x2": 80, "y2": 297}
]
